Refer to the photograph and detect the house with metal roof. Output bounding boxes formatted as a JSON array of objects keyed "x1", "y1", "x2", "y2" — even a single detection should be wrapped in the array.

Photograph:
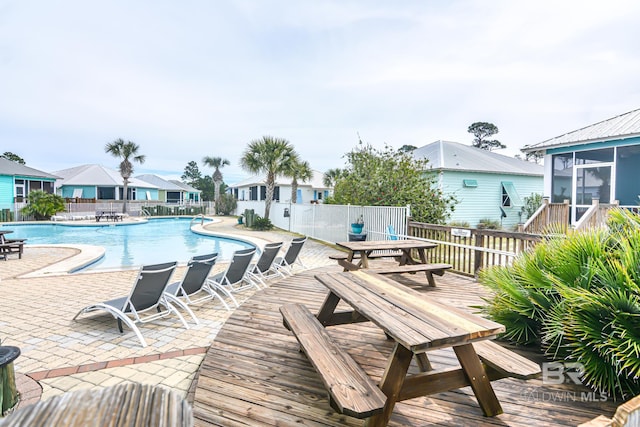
[
  {"x1": 228, "y1": 170, "x2": 331, "y2": 204},
  {"x1": 0, "y1": 157, "x2": 59, "y2": 216},
  {"x1": 53, "y1": 164, "x2": 159, "y2": 201},
  {"x1": 136, "y1": 174, "x2": 202, "y2": 204},
  {"x1": 522, "y1": 108, "x2": 640, "y2": 224},
  {"x1": 413, "y1": 140, "x2": 544, "y2": 229}
]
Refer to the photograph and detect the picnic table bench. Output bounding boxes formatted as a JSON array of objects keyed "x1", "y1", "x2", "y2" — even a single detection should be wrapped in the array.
[
  {"x1": 281, "y1": 271, "x2": 541, "y2": 426},
  {"x1": 0, "y1": 230, "x2": 24, "y2": 260}
]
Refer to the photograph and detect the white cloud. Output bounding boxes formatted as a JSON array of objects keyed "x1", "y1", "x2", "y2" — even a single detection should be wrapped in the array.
[{"x1": 1, "y1": 0, "x2": 640, "y2": 182}]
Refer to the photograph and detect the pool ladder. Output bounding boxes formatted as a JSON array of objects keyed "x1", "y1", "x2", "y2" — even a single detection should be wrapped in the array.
[{"x1": 190, "y1": 214, "x2": 206, "y2": 226}]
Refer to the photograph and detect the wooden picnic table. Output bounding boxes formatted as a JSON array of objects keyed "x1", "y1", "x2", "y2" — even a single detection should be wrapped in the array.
[
  {"x1": 0, "y1": 230, "x2": 25, "y2": 260},
  {"x1": 333, "y1": 239, "x2": 453, "y2": 286},
  {"x1": 95, "y1": 211, "x2": 123, "y2": 222},
  {"x1": 335, "y1": 238, "x2": 437, "y2": 269},
  {"x1": 311, "y1": 271, "x2": 507, "y2": 426}
]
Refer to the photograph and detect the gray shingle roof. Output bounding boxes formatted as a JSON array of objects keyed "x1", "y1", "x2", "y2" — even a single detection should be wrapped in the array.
[
  {"x1": 523, "y1": 108, "x2": 640, "y2": 152},
  {"x1": 168, "y1": 180, "x2": 201, "y2": 193},
  {"x1": 0, "y1": 157, "x2": 59, "y2": 179},
  {"x1": 412, "y1": 140, "x2": 543, "y2": 176},
  {"x1": 54, "y1": 164, "x2": 159, "y2": 188},
  {"x1": 136, "y1": 174, "x2": 186, "y2": 191}
]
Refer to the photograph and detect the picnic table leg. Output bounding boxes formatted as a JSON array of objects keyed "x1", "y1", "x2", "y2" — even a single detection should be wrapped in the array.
[
  {"x1": 415, "y1": 353, "x2": 433, "y2": 371},
  {"x1": 453, "y1": 343, "x2": 503, "y2": 416},
  {"x1": 316, "y1": 291, "x2": 341, "y2": 325},
  {"x1": 365, "y1": 343, "x2": 412, "y2": 427}
]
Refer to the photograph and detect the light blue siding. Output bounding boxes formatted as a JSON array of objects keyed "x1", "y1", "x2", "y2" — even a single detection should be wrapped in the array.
[
  {"x1": 60, "y1": 185, "x2": 96, "y2": 198},
  {"x1": 0, "y1": 175, "x2": 14, "y2": 207},
  {"x1": 440, "y1": 171, "x2": 543, "y2": 229}
]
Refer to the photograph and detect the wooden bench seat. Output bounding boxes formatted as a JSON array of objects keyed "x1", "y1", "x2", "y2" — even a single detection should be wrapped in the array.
[
  {"x1": 280, "y1": 303, "x2": 387, "y2": 419},
  {"x1": 370, "y1": 262, "x2": 452, "y2": 287},
  {"x1": 473, "y1": 340, "x2": 541, "y2": 380},
  {"x1": 0, "y1": 241, "x2": 23, "y2": 260},
  {"x1": 329, "y1": 251, "x2": 402, "y2": 261}
]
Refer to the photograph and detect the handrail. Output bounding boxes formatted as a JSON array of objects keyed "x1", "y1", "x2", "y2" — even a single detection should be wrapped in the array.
[
  {"x1": 140, "y1": 208, "x2": 151, "y2": 218},
  {"x1": 190, "y1": 214, "x2": 205, "y2": 226}
]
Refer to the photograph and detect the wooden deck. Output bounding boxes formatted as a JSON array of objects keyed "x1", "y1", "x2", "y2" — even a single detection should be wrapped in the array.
[{"x1": 192, "y1": 266, "x2": 618, "y2": 426}]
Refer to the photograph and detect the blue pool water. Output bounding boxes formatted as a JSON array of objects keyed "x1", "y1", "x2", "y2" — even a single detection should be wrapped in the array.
[{"x1": 1, "y1": 218, "x2": 254, "y2": 271}]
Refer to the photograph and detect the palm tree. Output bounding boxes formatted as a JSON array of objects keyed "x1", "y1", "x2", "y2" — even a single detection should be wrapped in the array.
[
  {"x1": 104, "y1": 139, "x2": 146, "y2": 214},
  {"x1": 240, "y1": 136, "x2": 299, "y2": 219},
  {"x1": 202, "y1": 156, "x2": 230, "y2": 204},
  {"x1": 323, "y1": 168, "x2": 342, "y2": 188},
  {"x1": 286, "y1": 160, "x2": 313, "y2": 204}
]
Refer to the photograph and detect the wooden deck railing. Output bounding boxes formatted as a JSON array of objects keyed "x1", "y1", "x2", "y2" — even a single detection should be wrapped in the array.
[
  {"x1": 520, "y1": 199, "x2": 570, "y2": 234},
  {"x1": 574, "y1": 200, "x2": 619, "y2": 231},
  {"x1": 408, "y1": 222, "x2": 542, "y2": 276}
]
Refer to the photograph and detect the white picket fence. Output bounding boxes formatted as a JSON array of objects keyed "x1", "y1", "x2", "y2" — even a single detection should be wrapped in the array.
[{"x1": 235, "y1": 201, "x2": 410, "y2": 244}]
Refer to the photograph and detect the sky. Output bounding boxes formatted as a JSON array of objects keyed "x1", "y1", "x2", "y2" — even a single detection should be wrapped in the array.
[{"x1": 2, "y1": 1, "x2": 640, "y2": 184}]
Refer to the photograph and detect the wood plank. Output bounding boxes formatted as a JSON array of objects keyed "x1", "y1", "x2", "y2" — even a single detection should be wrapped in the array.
[
  {"x1": 192, "y1": 266, "x2": 619, "y2": 426},
  {"x1": 280, "y1": 303, "x2": 387, "y2": 419}
]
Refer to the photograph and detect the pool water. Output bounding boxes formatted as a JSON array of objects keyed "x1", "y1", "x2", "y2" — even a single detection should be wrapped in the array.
[{"x1": 2, "y1": 218, "x2": 254, "y2": 271}]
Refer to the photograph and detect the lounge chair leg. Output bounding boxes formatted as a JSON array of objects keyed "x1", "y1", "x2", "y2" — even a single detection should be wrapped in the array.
[{"x1": 164, "y1": 294, "x2": 200, "y2": 325}]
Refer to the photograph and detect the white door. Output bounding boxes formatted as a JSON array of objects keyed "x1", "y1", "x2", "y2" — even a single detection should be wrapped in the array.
[{"x1": 572, "y1": 163, "x2": 614, "y2": 223}]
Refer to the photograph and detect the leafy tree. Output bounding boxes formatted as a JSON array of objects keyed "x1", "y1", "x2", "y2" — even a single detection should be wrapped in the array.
[
  {"x1": 202, "y1": 156, "x2": 230, "y2": 203},
  {"x1": 524, "y1": 150, "x2": 544, "y2": 164},
  {"x1": 522, "y1": 193, "x2": 543, "y2": 219},
  {"x1": 1, "y1": 152, "x2": 25, "y2": 164},
  {"x1": 398, "y1": 144, "x2": 417, "y2": 153},
  {"x1": 196, "y1": 176, "x2": 215, "y2": 201},
  {"x1": 105, "y1": 138, "x2": 146, "y2": 214},
  {"x1": 322, "y1": 168, "x2": 342, "y2": 187},
  {"x1": 285, "y1": 159, "x2": 313, "y2": 203},
  {"x1": 240, "y1": 136, "x2": 299, "y2": 219},
  {"x1": 468, "y1": 122, "x2": 506, "y2": 151},
  {"x1": 181, "y1": 161, "x2": 203, "y2": 186},
  {"x1": 328, "y1": 143, "x2": 456, "y2": 224},
  {"x1": 20, "y1": 190, "x2": 65, "y2": 220}
]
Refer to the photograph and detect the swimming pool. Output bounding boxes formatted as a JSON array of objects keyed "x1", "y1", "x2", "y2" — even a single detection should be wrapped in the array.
[{"x1": 1, "y1": 218, "x2": 254, "y2": 271}]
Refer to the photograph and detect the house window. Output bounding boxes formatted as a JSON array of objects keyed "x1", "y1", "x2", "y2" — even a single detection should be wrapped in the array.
[
  {"x1": 552, "y1": 153, "x2": 573, "y2": 203},
  {"x1": 463, "y1": 179, "x2": 478, "y2": 188},
  {"x1": 167, "y1": 191, "x2": 181, "y2": 203},
  {"x1": 119, "y1": 187, "x2": 137, "y2": 200},
  {"x1": 97, "y1": 187, "x2": 116, "y2": 200},
  {"x1": 250, "y1": 186, "x2": 258, "y2": 201},
  {"x1": 501, "y1": 182, "x2": 523, "y2": 207}
]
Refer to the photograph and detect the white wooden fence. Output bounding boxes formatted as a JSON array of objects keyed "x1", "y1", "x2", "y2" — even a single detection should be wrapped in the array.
[{"x1": 235, "y1": 201, "x2": 410, "y2": 244}]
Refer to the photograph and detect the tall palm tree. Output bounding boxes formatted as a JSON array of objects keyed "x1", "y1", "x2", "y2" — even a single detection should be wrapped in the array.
[
  {"x1": 104, "y1": 139, "x2": 146, "y2": 214},
  {"x1": 286, "y1": 160, "x2": 313, "y2": 204},
  {"x1": 240, "y1": 136, "x2": 299, "y2": 219},
  {"x1": 323, "y1": 168, "x2": 342, "y2": 188},
  {"x1": 202, "y1": 156, "x2": 230, "y2": 203}
]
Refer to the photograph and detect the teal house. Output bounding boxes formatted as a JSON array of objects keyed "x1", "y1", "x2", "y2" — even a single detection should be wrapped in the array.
[
  {"x1": 0, "y1": 157, "x2": 59, "y2": 213},
  {"x1": 523, "y1": 108, "x2": 640, "y2": 224},
  {"x1": 413, "y1": 140, "x2": 544, "y2": 229}
]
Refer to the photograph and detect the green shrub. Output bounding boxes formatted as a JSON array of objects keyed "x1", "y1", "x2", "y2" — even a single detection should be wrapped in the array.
[
  {"x1": 214, "y1": 193, "x2": 237, "y2": 215},
  {"x1": 448, "y1": 220, "x2": 470, "y2": 228},
  {"x1": 479, "y1": 208, "x2": 640, "y2": 397},
  {"x1": 251, "y1": 216, "x2": 273, "y2": 231},
  {"x1": 20, "y1": 190, "x2": 65, "y2": 220},
  {"x1": 476, "y1": 218, "x2": 501, "y2": 230}
]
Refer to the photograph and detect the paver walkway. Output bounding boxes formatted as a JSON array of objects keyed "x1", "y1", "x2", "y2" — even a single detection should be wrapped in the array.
[{"x1": 0, "y1": 216, "x2": 337, "y2": 409}]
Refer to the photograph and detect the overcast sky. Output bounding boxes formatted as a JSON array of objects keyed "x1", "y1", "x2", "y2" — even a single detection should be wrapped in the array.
[{"x1": 2, "y1": 0, "x2": 640, "y2": 184}]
